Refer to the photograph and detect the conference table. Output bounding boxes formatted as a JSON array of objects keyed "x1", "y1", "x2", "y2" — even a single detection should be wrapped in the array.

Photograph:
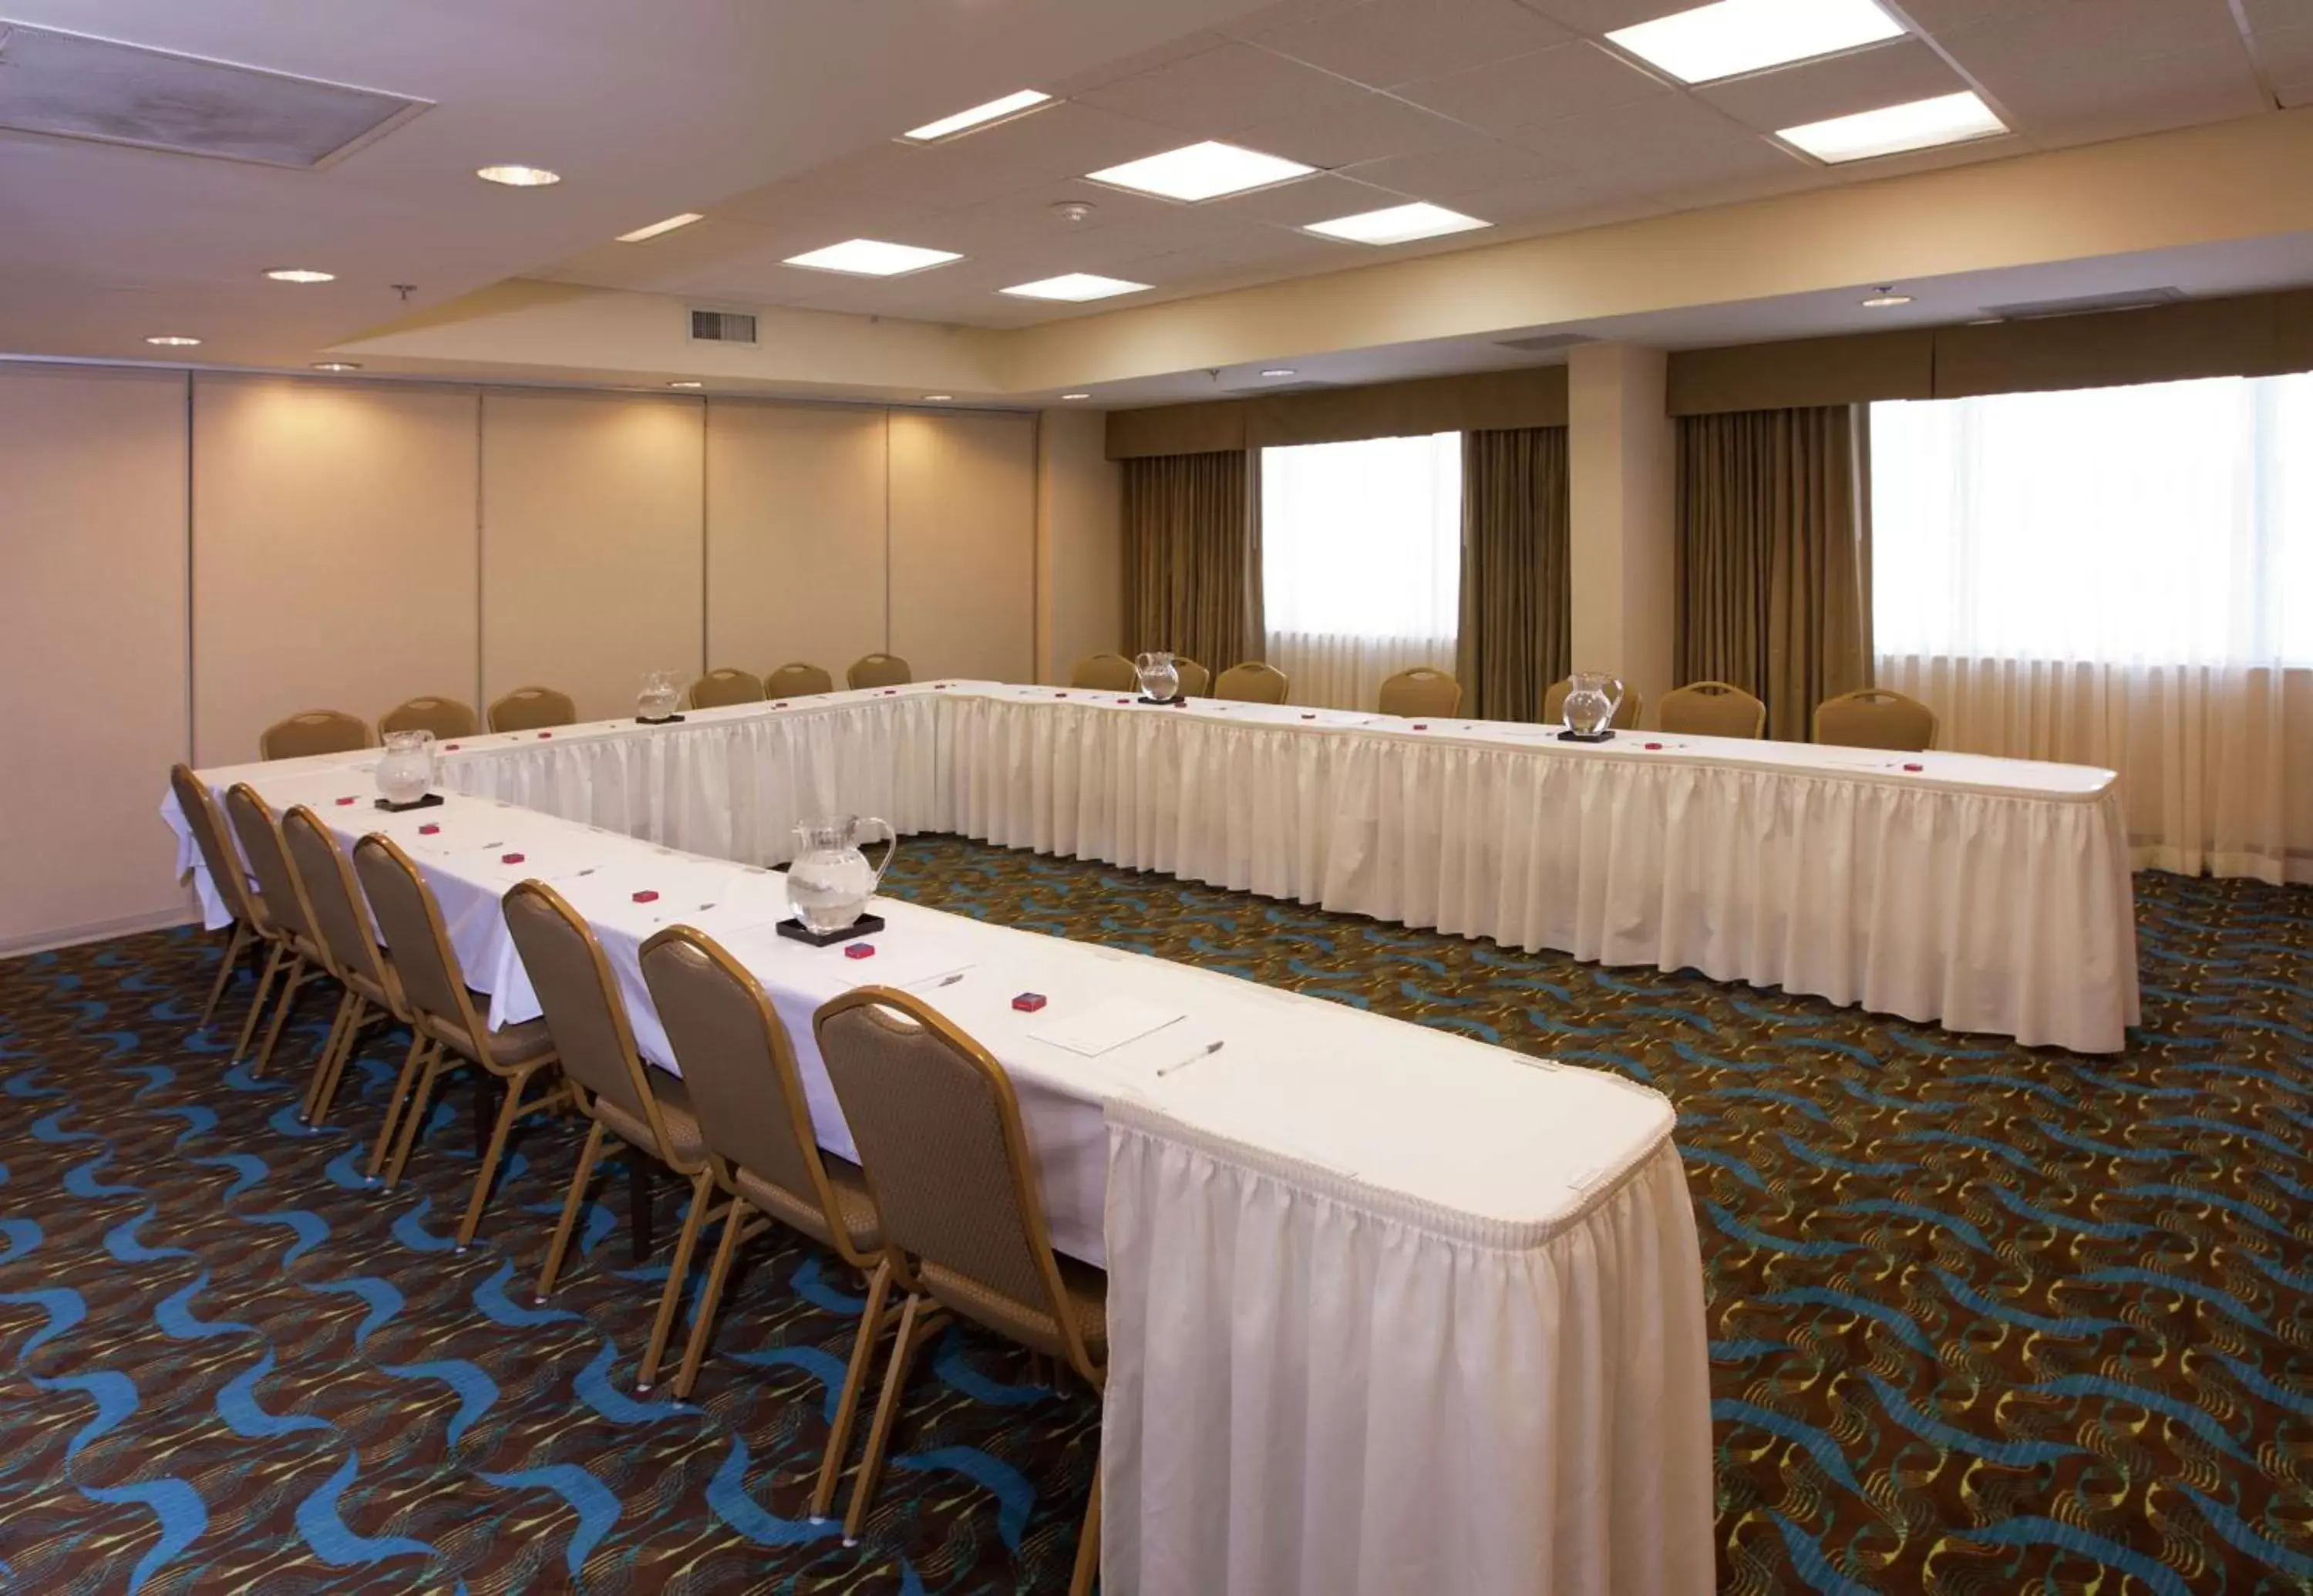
[{"x1": 163, "y1": 679, "x2": 2131, "y2": 1594}]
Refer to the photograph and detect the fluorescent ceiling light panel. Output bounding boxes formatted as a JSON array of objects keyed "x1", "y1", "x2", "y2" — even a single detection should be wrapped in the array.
[
  {"x1": 904, "y1": 89, "x2": 1052, "y2": 142},
  {"x1": 1305, "y1": 201, "x2": 1489, "y2": 245},
  {"x1": 476, "y1": 163, "x2": 559, "y2": 187},
  {"x1": 618, "y1": 212, "x2": 703, "y2": 242},
  {"x1": 1609, "y1": 0, "x2": 1904, "y2": 83},
  {"x1": 1086, "y1": 140, "x2": 1315, "y2": 202},
  {"x1": 1779, "y1": 90, "x2": 2006, "y2": 163},
  {"x1": 783, "y1": 238, "x2": 961, "y2": 276},
  {"x1": 999, "y1": 273, "x2": 1150, "y2": 301},
  {"x1": 264, "y1": 268, "x2": 334, "y2": 283}
]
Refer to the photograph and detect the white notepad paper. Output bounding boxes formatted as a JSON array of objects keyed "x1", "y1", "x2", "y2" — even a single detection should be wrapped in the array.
[{"x1": 1030, "y1": 998, "x2": 1184, "y2": 1058}]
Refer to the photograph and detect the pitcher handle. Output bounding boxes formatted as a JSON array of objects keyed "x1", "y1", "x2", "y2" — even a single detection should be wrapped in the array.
[
  {"x1": 859, "y1": 817, "x2": 899, "y2": 892},
  {"x1": 1605, "y1": 678, "x2": 1626, "y2": 719}
]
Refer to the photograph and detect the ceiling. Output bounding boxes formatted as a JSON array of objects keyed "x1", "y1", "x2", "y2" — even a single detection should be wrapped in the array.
[{"x1": 2, "y1": 0, "x2": 2311, "y2": 395}]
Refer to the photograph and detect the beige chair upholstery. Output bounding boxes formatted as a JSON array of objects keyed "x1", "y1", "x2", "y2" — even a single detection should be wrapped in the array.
[
  {"x1": 815, "y1": 988, "x2": 1105, "y2": 1589},
  {"x1": 379, "y1": 696, "x2": 476, "y2": 740},
  {"x1": 689, "y1": 668, "x2": 765, "y2": 709},
  {"x1": 1659, "y1": 681, "x2": 1767, "y2": 739},
  {"x1": 1544, "y1": 676, "x2": 1647, "y2": 732},
  {"x1": 765, "y1": 662, "x2": 836, "y2": 698},
  {"x1": 261, "y1": 710, "x2": 369, "y2": 761},
  {"x1": 1070, "y1": 652, "x2": 1139, "y2": 691},
  {"x1": 847, "y1": 653, "x2": 912, "y2": 690},
  {"x1": 170, "y1": 764, "x2": 270, "y2": 1047},
  {"x1": 1814, "y1": 687, "x2": 1938, "y2": 751},
  {"x1": 281, "y1": 805, "x2": 412, "y2": 1130},
  {"x1": 641, "y1": 925, "x2": 888, "y2": 1502},
  {"x1": 351, "y1": 836, "x2": 564, "y2": 1242},
  {"x1": 487, "y1": 685, "x2": 576, "y2": 733},
  {"x1": 1378, "y1": 666, "x2": 1463, "y2": 719},
  {"x1": 1174, "y1": 658, "x2": 1210, "y2": 698},
  {"x1": 1213, "y1": 661, "x2": 1289, "y2": 705},
  {"x1": 224, "y1": 784, "x2": 334, "y2": 1079}
]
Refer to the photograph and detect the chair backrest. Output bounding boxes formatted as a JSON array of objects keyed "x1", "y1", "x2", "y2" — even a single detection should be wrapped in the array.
[
  {"x1": 501, "y1": 880, "x2": 685, "y2": 1161},
  {"x1": 1814, "y1": 688, "x2": 1938, "y2": 751},
  {"x1": 847, "y1": 653, "x2": 912, "y2": 690},
  {"x1": 815, "y1": 988, "x2": 1085, "y2": 1359},
  {"x1": 689, "y1": 668, "x2": 765, "y2": 709},
  {"x1": 1544, "y1": 676, "x2": 1647, "y2": 730},
  {"x1": 1174, "y1": 658, "x2": 1210, "y2": 698},
  {"x1": 1213, "y1": 662, "x2": 1288, "y2": 705},
  {"x1": 261, "y1": 710, "x2": 369, "y2": 761},
  {"x1": 380, "y1": 696, "x2": 477, "y2": 740},
  {"x1": 487, "y1": 685, "x2": 576, "y2": 733},
  {"x1": 1378, "y1": 666, "x2": 1462, "y2": 719},
  {"x1": 350, "y1": 833, "x2": 489, "y2": 1045},
  {"x1": 170, "y1": 764, "x2": 260, "y2": 928},
  {"x1": 1658, "y1": 681, "x2": 1766, "y2": 739},
  {"x1": 765, "y1": 662, "x2": 835, "y2": 698},
  {"x1": 1070, "y1": 652, "x2": 1138, "y2": 691},
  {"x1": 641, "y1": 925, "x2": 860, "y2": 1254},
  {"x1": 281, "y1": 805, "x2": 391, "y2": 994},
  {"x1": 224, "y1": 784, "x2": 317, "y2": 946}
]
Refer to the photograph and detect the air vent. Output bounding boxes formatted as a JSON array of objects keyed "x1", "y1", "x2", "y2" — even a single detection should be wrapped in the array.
[
  {"x1": 1977, "y1": 288, "x2": 2187, "y2": 322},
  {"x1": 1493, "y1": 332, "x2": 1594, "y2": 353},
  {"x1": 0, "y1": 20, "x2": 426, "y2": 167},
  {"x1": 690, "y1": 309, "x2": 759, "y2": 345}
]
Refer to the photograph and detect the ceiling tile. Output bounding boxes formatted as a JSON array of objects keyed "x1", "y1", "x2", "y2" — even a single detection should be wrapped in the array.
[
  {"x1": 1075, "y1": 40, "x2": 1379, "y2": 137},
  {"x1": 1202, "y1": 170, "x2": 1414, "y2": 223},
  {"x1": 1510, "y1": 91, "x2": 1755, "y2": 166},
  {"x1": 1919, "y1": 0, "x2": 2243, "y2": 59},
  {"x1": 1045, "y1": 30, "x2": 1242, "y2": 96},
  {"x1": 2243, "y1": 0, "x2": 2313, "y2": 30},
  {"x1": 1695, "y1": 39, "x2": 1968, "y2": 133},
  {"x1": 1396, "y1": 41, "x2": 1674, "y2": 134},
  {"x1": 2247, "y1": 20, "x2": 2313, "y2": 80},
  {"x1": 1959, "y1": 38, "x2": 2268, "y2": 140},
  {"x1": 1231, "y1": 0, "x2": 1572, "y2": 90},
  {"x1": 1229, "y1": 91, "x2": 1486, "y2": 167},
  {"x1": 1513, "y1": 0, "x2": 1699, "y2": 33},
  {"x1": 1338, "y1": 136, "x2": 1575, "y2": 196}
]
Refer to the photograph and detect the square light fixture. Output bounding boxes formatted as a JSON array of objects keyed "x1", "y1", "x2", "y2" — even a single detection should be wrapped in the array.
[
  {"x1": 1305, "y1": 202, "x2": 1489, "y2": 246},
  {"x1": 1086, "y1": 140, "x2": 1315, "y2": 202},
  {"x1": 618, "y1": 213, "x2": 704, "y2": 243},
  {"x1": 1778, "y1": 90, "x2": 2006, "y2": 163},
  {"x1": 999, "y1": 273, "x2": 1151, "y2": 302},
  {"x1": 783, "y1": 238, "x2": 962, "y2": 276},
  {"x1": 1608, "y1": 0, "x2": 1904, "y2": 84},
  {"x1": 904, "y1": 89, "x2": 1052, "y2": 142}
]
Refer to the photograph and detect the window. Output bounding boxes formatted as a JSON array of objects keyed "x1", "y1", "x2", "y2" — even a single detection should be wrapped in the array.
[
  {"x1": 1872, "y1": 372, "x2": 2313, "y2": 665},
  {"x1": 1261, "y1": 432, "x2": 1462, "y2": 709}
]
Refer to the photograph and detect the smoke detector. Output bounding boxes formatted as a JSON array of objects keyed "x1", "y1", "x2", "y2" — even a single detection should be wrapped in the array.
[{"x1": 1052, "y1": 200, "x2": 1096, "y2": 224}]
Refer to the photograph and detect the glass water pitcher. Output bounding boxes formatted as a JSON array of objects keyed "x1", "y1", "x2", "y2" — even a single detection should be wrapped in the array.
[
  {"x1": 1134, "y1": 651, "x2": 1180, "y2": 700},
  {"x1": 787, "y1": 815, "x2": 899, "y2": 934},
  {"x1": 1561, "y1": 672, "x2": 1627, "y2": 737},
  {"x1": 375, "y1": 729, "x2": 436, "y2": 805}
]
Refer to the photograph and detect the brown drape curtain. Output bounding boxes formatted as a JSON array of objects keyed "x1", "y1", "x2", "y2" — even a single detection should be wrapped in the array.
[
  {"x1": 1457, "y1": 426, "x2": 1571, "y2": 722},
  {"x1": 1675, "y1": 405, "x2": 1874, "y2": 741},
  {"x1": 1121, "y1": 450, "x2": 1260, "y2": 670}
]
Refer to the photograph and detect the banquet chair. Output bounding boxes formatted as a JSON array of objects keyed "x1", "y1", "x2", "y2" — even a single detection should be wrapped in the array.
[
  {"x1": 1814, "y1": 688, "x2": 1938, "y2": 751},
  {"x1": 815, "y1": 988, "x2": 1105, "y2": 1589},
  {"x1": 1070, "y1": 652, "x2": 1139, "y2": 691},
  {"x1": 224, "y1": 784, "x2": 338, "y2": 1079},
  {"x1": 281, "y1": 805, "x2": 413, "y2": 1130},
  {"x1": 506, "y1": 883, "x2": 715, "y2": 1392},
  {"x1": 1378, "y1": 666, "x2": 1462, "y2": 718},
  {"x1": 1213, "y1": 661, "x2": 1289, "y2": 705},
  {"x1": 639, "y1": 925, "x2": 888, "y2": 1476},
  {"x1": 487, "y1": 685, "x2": 577, "y2": 733},
  {"x1": 1174, "y1": 658, "x2": 1210, "y2": 698},
  {"x1": 765, "y1": 662, "x2": 836, "y2": 698},
  {"x1": 351, "y1": 836, "x2": 565, "y2": 1242},
  {"x1": 690, "y1": 668, "x2": 765, "y2": 709},
  {"x1": 1544, "y1": 676, "x2": 1646, "y2": 731},
  {"x1": 847, "y1": 653, "x2": 912, "y2": 690},
  {"x1": 261, "y1": 709, "x2": 369, "y2": 761},
  {"x1": 380, "y1": 695, "x2": 477, "y2": 740},
  {"x1": 1658, "y1": 681, "x2": 1766, "y2": 739},
  {"x1": 169, "y1": 764, "x2": 271, "y2": 1046}
]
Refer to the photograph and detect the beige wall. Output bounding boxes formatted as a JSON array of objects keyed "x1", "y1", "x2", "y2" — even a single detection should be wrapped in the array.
[
  {"x1": 2, "y1": 366, "x2": 191, "y2": 953},
  {"x1": 1035, "y1": 408, "x2": 1123, "y2": 684},
  {"x1": 1568, "y1": 343, "x2": 1676, "y2": 721},
  {"x1": 889, "y1": 409, "x2": 1038, "y2": 685}
]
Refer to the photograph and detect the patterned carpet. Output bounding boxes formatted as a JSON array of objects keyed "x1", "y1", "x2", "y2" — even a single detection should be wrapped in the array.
[{"x1": 3, "y1": 840, "x2": 2311, "y2": 1594}]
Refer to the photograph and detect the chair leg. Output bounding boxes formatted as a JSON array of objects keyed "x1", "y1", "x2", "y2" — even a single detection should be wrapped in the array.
[
  {"x1": 249, "y1": 955, "x2": 309, "y2": 1077},
  {"x1": 367, "y1": 1035, "x2": 435, "y2": 1181},
  {"x1": 232, "y1": 942, "x2": 284, "y2": 1063},
  {"x1": 536, "y1": 1119, "x2": 606, "y2": 1301},
  {"x1": 810, "y1": 1256, "x2": 894, "y2": 1521},
  {"x1": 843, "y1": 1290, "x2": 933, "y2": 1545},
  {"x1": 298, "y1": 991, "x2": 357, "y2": 1123},
  {"x1": 306, "y1": 1003, "x2": 375, "y2": 1130},
  {"x1": 628, "y1": 1160, "x2": 656, "y2": 1263},
  {"x1": 383, "y1": 1047, "x2": 452, "y2": 1190},
  {"x1": 672, "y1": 1196, "x2": 755, "y2": 1402},
  {"x1": 1070, "y1": 1472, "x2": 1103, "y2": 1596},
  {"x1": 454, "y1": 1066, "x2": 535, "y2": 1251},
  {"x1": 638, "y1": 1170, "x2": 716, "y2": 1393},
  {"x1": 197, "y1": 922, "x2": 251, "y2": 1029},
  {"x1": 473, "y1": 1072, "x2": 504, "y2": 1157}
]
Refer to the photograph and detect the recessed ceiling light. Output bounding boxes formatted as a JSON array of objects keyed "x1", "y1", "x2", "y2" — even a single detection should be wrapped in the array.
[
  {"x1": 1779, "y1": 91, "x2": 2006, "y2": 163},
  {"x1": 1861, "y1": 288, "x2": 1913, "y2": 307},
  {"x1": 922, "y1": 393, "x2": 954, "y2": 402},
  {"x1": 617, "y1": 213, "x2": 704, "y2": 243},
  {"x1": 1261, "y1": 369, "x2": 1296, "y2": 378},
  {"x1": 784, "y1": 238, "x2": 962, "y2": 277},
  {"x1": 1608, "y1": 0, "x2": 1904, "y2": 84},
  {"x1": 903, "y1": 89, "x2": 1052, "y2": 142},
  {"x1": 1086, "y1": 141, "x2": 1315, "y2": 203},
  {"x1": 1305, "y1": 202, "x2": 1490, "y2": 246},
  {"x1": 476, "y1": 163, "x2": 561, "y2": 187},
  {"x1": 1061, "y1": 392, "x2": 1093, "y2": 400},
  {"x1": 311, "y1": 361, "x2": 362, "y2": 372},
  {"x1": 999, "y1": 272, "x2": 1150, "y2": 302},
  {"x1": 145, "y1": 335, "x2": 201, "y2": 346},
  {"x1": 668, "y1": 380, "x2": 704, "y2": 389},
  {"x1": 264, "y1": 268, "x2": 335, "y2": 284}
]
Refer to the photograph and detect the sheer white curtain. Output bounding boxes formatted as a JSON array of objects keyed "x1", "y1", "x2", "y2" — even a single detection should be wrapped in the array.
[
  {"x1": 1873, "y1": 374, "x2": 2313, "y2": 884},
  {"x1": 1262, "y1": 432, "x2": 1461, "y2": 712}
]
